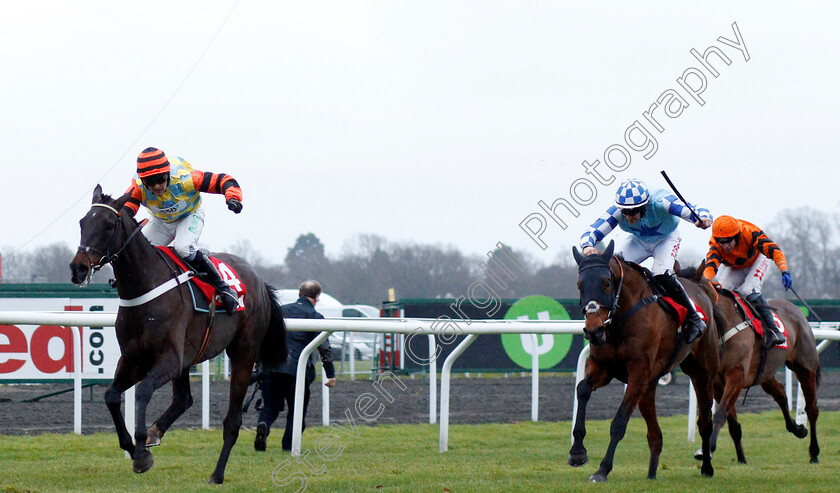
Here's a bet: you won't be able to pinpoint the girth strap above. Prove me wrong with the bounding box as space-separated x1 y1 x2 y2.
723 320 752 343
190 305 216 367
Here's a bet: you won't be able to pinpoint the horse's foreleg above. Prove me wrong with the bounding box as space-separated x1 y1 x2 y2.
726 407 746 464
711 368 745 464
104 357 141 456
131 353 182 474
637 384 662 480
692 373 715 478
590 375 645 483
568 377 594 468
208 358 253 485
147 369 194 447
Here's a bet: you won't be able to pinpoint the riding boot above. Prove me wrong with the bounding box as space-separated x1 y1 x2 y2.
184 251 239 314
655 273 706 344
746 292 786 349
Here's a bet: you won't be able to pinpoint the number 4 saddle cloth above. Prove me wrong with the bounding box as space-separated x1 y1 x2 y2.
157 246 247 313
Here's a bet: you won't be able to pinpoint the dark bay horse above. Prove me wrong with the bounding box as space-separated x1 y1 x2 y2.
570 241 719 481
69 185 286 484
701 281 820 464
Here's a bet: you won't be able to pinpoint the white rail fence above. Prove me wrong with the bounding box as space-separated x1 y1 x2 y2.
1 311 838 457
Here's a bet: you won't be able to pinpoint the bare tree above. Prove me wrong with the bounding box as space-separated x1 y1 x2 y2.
0 242 101 283
769 207 840 299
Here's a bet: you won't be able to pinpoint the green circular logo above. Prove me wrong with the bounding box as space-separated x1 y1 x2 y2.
501 295 573 369
798 306 809 319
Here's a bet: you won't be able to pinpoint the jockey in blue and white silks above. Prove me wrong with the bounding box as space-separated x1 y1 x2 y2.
579 178 713 343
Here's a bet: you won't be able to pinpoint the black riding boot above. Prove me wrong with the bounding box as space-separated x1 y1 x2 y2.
746 292 786 349
185 251 239 314
655 273 706 344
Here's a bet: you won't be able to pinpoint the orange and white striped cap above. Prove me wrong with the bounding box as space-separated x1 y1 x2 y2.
136 147 170 178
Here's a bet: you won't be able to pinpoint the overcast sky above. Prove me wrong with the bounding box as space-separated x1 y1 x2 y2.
2 1 838 269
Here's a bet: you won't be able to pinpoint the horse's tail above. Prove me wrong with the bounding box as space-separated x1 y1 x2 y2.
259 284 287 371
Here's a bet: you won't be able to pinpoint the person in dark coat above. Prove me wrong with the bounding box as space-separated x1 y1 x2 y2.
254 280 336 451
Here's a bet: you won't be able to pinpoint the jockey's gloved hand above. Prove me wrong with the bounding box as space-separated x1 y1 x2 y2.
226 198 243 214
781 271 793 291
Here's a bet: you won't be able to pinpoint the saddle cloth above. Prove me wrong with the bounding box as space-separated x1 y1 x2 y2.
157 247 247 312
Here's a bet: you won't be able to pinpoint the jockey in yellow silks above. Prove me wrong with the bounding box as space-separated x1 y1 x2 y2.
124 147 243 314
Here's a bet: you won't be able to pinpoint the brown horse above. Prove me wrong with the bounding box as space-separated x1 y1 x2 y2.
570 241 719 481
69 185 286 484
700 279 821 464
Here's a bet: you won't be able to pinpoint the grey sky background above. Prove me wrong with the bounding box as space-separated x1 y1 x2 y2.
2 1 838 268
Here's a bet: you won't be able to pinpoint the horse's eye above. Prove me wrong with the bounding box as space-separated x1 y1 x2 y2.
576 281 582 291
104 222 115 231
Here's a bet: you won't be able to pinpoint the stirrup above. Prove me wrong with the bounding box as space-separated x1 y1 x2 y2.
684 318 706 344
217 288 239 314
763 330 785 349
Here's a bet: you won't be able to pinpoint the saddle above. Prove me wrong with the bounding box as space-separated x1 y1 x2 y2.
716 288 764 337
157 247 247 313
621 260 689 326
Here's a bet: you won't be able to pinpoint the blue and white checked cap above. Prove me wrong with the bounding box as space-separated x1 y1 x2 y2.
615 178 650 209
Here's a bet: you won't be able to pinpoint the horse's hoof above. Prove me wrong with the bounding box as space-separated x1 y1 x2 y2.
146 425 162 447
589 472 608 483
694 448 713 461
810 456 820 464
132 449 154 474
208 475 224 485
568 452 588 467
792 425 808 439
701 464 714 478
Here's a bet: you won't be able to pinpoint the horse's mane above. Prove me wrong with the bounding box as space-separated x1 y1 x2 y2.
95 190 136 220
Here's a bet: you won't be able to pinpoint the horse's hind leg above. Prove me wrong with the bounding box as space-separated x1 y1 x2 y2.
760 377 807 439
104 357 142 456
790 363 820 463
147 369 194 447
208 355 254 485
637 384 662 479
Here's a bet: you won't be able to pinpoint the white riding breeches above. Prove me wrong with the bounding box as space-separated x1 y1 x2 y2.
141 207 205 260
716 253 770 295
615 230 682 276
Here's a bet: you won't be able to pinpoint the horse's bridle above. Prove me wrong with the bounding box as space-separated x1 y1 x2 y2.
76 203 144 285
579 257 625 328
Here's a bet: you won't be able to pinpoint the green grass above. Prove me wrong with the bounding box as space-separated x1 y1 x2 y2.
1 410 838 492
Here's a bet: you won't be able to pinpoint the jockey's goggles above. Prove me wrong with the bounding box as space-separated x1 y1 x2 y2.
141 174 169 188
620 205 645 217
715 235 739 245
